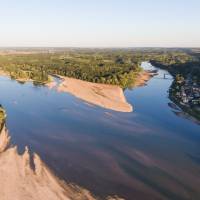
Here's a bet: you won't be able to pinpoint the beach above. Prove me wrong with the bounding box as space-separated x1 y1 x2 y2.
133 71 156 88
0 68 154 114
0 125 97 200
47 70 154 113
56 76 133 112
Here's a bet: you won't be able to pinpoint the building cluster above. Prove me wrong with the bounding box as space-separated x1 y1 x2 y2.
173 78 200 106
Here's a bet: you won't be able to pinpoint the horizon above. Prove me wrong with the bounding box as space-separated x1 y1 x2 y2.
0 46 200 49
1 0 200 47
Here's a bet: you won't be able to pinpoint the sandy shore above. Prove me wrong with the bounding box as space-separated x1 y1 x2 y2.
49 71 154 112
133 71 155 88
0 70 32 82
46 80 57 89
0 125 124 200
56 76 133 112
0 125 97 200
0 70 9 77
0 68 153 113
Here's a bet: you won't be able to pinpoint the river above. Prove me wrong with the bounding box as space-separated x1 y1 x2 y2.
0 62 200 200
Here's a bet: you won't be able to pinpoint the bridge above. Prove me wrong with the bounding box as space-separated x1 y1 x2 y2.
154 73 173 80
163 73 171 79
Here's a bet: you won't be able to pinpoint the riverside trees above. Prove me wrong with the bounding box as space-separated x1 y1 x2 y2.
0 48 196 88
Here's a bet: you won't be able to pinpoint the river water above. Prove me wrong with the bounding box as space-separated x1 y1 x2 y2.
0 62 200 200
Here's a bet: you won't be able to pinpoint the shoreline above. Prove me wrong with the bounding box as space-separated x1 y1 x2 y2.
133 70 157 88
56 76 133 112
0 124 124 200
169 94 200 125
0 68 154 113
46 70 154 112
0 125 97 200
0 70 52 84
0 105 123 200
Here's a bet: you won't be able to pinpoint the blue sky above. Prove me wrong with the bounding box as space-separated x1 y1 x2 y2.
0 0 200 47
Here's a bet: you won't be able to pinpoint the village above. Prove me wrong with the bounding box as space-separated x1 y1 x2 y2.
171 76 200 110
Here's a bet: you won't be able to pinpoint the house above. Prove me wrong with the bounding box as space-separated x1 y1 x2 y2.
182 96 189 104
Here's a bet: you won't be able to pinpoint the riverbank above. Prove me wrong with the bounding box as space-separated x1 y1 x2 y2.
133 70 156 88
56 76 133 112
0 103 124 200
0 106 94 200
0 125 98 200
150 60 200 123
0 70 9 77
0 69 53 85
0 68 154 113
169 92 200 124
46 70 155 113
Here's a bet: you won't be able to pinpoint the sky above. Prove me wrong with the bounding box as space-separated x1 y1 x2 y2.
0 0 200 47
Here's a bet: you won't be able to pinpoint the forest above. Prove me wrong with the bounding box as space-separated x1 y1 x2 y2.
0 48 196 88
150 49 200 83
